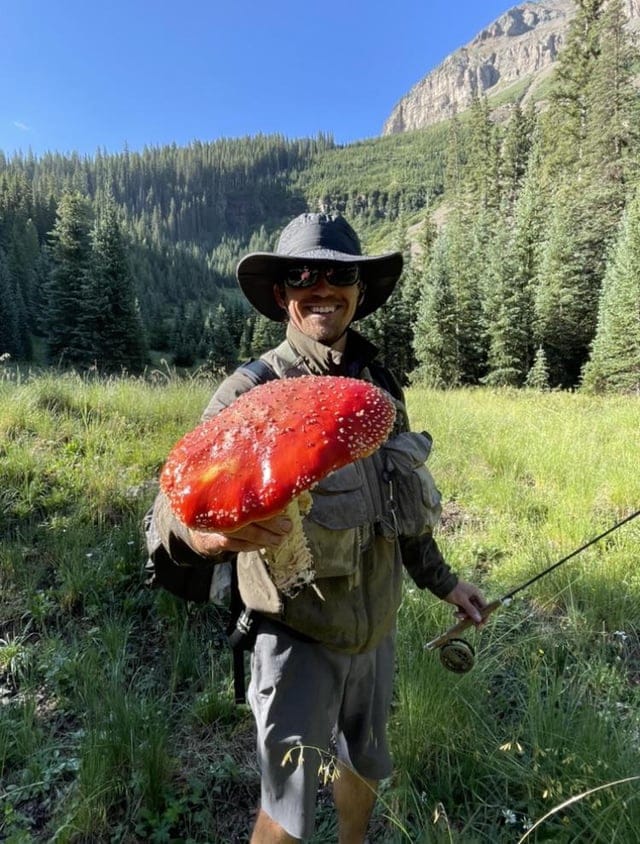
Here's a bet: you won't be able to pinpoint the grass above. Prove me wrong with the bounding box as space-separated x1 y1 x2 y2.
0 368 639 842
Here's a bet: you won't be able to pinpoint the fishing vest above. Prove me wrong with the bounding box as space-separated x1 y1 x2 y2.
230 335 442 654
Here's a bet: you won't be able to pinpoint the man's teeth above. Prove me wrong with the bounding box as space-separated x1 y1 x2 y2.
309 305 337 314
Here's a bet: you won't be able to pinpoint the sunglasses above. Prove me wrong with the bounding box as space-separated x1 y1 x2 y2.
284 264 360 289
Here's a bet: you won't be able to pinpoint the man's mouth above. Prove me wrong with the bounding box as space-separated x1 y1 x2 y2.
306 304 339 315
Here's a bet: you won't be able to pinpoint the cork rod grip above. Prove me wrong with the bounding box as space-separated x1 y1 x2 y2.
425 599 502 650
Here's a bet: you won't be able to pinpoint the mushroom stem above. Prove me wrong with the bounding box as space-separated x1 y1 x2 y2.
260 490 319 598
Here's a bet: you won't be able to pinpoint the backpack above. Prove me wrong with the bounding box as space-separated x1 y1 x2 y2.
144 357 405 701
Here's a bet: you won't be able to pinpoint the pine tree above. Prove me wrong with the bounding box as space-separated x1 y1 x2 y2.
7 218 40 357
171 303 202 367
0 249 20 357
583 0 639 190
239 313 256 360
85 198 148 372
525 346 551 391
200 303 237 372
360 217 416 381
582 186 640 393
4 225 32 360
481 224 531 386
499 101 536 211
411 231 461 387
45 191 93 366
534 184 600 386
538 0 606 182
464 95 500 213
250 314 285 356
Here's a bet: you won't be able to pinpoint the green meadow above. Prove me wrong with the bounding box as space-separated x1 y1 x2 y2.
1 369 639 843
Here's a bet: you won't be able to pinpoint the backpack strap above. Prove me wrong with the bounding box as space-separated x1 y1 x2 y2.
239 358 279 385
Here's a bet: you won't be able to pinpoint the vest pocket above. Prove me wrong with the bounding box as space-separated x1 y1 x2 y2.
305 463 367 579
378 432 442 538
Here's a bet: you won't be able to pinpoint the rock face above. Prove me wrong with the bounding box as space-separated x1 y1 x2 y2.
383 0 640 135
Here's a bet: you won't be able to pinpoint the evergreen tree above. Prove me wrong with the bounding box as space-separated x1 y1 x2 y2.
481 223 531 386
85 198 148 372
199 303 238 372
360 217 416 381
538 0 605 182
499 101 536 211
250 314 285 356
7 218 40 356
4 225 32 360
0 249 20 357
464 96 500 213
45 191 93 366
411 231 461 386
534 184 600 386
582 186 640 392
525 346 551 391
171 303 202 367
583 0 639 190
239 313 256 360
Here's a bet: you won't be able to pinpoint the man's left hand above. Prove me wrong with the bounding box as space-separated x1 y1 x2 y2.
443 581 487 626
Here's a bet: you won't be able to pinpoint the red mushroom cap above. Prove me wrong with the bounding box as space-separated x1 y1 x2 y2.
160 375 396 531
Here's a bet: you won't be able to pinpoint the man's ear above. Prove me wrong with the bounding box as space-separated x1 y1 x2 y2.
274 283 288 311
358 282 367 305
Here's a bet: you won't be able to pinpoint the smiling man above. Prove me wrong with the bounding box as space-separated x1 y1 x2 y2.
149 213 485 842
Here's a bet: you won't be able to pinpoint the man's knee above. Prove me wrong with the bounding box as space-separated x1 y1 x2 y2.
251 807 301 843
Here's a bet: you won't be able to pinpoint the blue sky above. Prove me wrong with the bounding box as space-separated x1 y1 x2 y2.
2 0 516 158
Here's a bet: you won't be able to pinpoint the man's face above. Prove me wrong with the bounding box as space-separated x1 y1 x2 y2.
274 264 363 348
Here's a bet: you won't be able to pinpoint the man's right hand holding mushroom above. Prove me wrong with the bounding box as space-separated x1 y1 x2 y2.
188 515 293 557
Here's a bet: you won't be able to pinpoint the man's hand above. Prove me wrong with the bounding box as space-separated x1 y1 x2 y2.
188 515 292 557
443 580 487 626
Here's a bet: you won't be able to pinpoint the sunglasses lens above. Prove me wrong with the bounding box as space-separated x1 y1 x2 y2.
286 267 318 288
285 265 360 288
325 265 360 286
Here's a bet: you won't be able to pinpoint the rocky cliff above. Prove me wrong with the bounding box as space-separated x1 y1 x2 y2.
383 0 640 135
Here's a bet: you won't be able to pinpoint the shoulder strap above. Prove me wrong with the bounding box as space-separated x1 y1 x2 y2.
239 358 279 384
242 354 404 401
367 360 404 401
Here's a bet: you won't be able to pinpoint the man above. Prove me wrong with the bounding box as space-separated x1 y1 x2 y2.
151 213 485 843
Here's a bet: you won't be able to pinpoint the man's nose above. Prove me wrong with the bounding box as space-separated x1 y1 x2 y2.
310 273 333 292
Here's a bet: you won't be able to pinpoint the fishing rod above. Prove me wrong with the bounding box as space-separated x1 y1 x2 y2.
425 508 640 673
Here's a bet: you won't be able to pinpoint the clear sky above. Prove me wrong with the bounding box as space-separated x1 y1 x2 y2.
2 0 517 158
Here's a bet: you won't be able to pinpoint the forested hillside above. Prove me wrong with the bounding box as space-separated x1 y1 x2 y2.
1 0 638 391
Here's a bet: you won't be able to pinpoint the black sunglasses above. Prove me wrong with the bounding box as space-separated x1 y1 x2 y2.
284 264 360 289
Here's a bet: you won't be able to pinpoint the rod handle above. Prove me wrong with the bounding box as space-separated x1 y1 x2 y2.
425 599 502 650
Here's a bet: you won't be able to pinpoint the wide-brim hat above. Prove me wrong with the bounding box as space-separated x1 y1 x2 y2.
236 213 403 322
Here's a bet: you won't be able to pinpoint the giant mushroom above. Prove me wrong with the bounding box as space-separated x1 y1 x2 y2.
160 375 396 596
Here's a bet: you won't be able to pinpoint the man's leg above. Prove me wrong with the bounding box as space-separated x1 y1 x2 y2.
251 808 300 843
333 762 378 844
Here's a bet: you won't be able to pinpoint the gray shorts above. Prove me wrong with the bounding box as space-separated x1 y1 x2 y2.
248 619 395 841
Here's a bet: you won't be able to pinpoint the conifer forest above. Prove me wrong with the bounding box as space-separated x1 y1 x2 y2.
1 0 639 393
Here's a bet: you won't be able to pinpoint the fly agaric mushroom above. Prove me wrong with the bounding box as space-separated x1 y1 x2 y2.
160 375 396 597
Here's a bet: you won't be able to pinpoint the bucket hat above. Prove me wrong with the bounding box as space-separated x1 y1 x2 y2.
236 213 403 322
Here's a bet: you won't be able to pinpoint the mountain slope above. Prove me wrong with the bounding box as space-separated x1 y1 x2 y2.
382 0 640 135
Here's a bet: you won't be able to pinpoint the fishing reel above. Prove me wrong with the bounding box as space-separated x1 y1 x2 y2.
438 638 476 673
425 598 502 673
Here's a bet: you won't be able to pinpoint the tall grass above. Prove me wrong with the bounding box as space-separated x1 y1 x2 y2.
392 388 640 842
0 373 638 842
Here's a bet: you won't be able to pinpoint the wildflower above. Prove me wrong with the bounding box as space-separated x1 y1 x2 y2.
502 808 518 825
